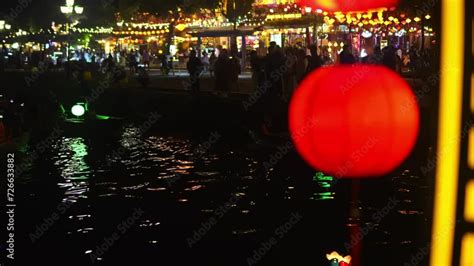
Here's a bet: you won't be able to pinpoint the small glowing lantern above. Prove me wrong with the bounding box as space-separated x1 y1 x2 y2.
289 65 419 178
71 103 86 117
326 251 352 266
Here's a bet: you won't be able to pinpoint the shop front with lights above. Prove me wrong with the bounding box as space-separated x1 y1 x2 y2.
253 1 435 57
113 22 170 56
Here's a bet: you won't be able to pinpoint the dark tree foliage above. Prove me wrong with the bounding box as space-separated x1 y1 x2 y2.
221 0 254 28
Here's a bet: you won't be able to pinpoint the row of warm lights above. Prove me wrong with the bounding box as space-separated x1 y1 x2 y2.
261 7 431 26
185 19 234 28
71 27 113 34
323 15 431 26
118 22 169 30
242 22 265 27
175 36 199 42
257 21 434 34
266 13 303 21
113 30 169 35
261 27 310 34
119 39 145 44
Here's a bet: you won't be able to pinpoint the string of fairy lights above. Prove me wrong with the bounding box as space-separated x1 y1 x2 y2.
0 2 434 48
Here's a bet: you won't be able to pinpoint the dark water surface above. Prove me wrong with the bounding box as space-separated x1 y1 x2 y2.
9 116 432 266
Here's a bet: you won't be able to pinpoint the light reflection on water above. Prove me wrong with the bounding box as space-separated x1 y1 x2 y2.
52 137 91 204
18 123 430 265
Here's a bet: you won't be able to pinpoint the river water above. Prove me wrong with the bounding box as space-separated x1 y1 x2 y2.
11 116 431 266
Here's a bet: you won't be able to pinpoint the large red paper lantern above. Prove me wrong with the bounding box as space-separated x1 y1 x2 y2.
289 65 419 178
297 0 399 12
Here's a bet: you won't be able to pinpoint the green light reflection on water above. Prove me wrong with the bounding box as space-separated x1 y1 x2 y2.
60 137 90 180
311 172 336 200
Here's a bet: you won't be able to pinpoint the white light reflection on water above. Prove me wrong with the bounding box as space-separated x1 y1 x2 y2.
52 137 92 202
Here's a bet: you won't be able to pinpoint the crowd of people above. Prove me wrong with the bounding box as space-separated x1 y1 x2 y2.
185 48 241 95
184 41 434 99
0 45 158 73
1 41 434 94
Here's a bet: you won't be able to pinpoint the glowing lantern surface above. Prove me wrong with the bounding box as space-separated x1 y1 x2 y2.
296 0 399 12
289 65 419 177
71 104 86 117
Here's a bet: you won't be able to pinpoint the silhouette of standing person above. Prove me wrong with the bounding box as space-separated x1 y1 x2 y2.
339 44 356 65
187 50 203 93
214 49 231 96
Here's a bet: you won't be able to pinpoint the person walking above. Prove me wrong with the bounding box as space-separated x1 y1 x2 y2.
284 47 297 100
186 50 203 93
265 45 286 98
214 49 231 96
209 50 217 77
295 48 308 83
201 51 210 74
128 49 138 74
142 50 151 70
339 44 356 65
250 50 265 92
382 46 398 71
306 45 322 74
229 51 241 93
